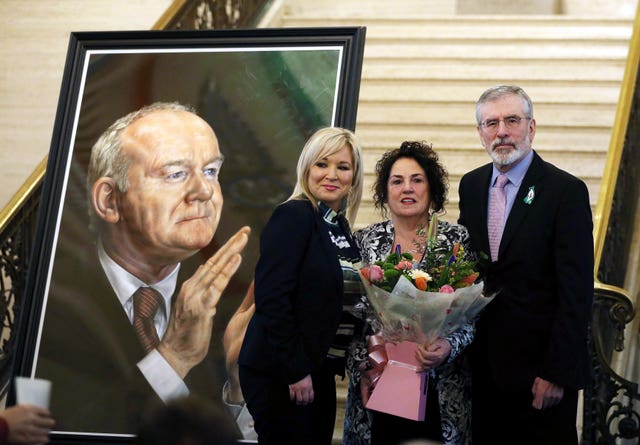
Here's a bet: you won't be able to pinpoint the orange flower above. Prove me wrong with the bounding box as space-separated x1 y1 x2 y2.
414 276 428 291
458 271 479 286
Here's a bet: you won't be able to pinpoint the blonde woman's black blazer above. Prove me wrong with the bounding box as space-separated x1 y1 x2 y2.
239 199 345 384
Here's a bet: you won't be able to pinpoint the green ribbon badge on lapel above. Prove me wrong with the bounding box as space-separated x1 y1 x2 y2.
524 186 535 205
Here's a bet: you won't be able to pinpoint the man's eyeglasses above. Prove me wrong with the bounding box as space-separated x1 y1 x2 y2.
479 116 530 133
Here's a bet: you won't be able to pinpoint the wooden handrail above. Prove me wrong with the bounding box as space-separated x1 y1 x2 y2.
0 157 47 234
593 5 640 273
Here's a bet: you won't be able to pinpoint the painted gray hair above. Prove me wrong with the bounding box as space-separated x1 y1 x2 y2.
87 102 195 192
86 102 195 230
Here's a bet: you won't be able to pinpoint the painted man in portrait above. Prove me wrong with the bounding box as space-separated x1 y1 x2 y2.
35 102 250 434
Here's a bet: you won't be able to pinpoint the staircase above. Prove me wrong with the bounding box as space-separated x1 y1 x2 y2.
269 0 633 229
264 1 634 442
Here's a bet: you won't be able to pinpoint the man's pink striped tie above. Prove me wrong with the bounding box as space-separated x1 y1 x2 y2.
132 287 163 353
488 174 509 262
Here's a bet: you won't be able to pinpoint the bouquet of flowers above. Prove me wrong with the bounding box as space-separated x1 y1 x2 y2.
360 219 491 344
358 216 494 420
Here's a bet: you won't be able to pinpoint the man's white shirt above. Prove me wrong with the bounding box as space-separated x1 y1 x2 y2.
97 242 188 401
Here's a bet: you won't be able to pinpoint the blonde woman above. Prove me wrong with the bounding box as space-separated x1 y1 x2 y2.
239 127 364 445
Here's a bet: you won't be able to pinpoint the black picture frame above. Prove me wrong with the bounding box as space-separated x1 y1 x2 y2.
11 27 365 443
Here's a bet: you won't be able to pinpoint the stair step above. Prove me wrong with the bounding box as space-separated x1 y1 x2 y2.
285 18 633 41
362 41 628 60
354 125 612 153
359 82 623 104
282 9 633 23
283 0 456 17
362 60 626 82
356 102 617 128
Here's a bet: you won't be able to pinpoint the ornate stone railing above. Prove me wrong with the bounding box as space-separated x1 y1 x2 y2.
155 0 272 29
0 159 46 396
583 284 639 444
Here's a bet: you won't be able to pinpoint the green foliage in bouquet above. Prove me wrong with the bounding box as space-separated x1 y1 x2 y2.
361 215 480 293
369 251 417 292
420 241 479 292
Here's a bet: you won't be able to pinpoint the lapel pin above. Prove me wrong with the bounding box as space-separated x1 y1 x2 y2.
524 186 535 205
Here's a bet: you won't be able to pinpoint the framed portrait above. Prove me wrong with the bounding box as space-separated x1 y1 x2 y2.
12 27 365 443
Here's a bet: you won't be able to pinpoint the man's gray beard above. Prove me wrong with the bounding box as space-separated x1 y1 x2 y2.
489 145 526 167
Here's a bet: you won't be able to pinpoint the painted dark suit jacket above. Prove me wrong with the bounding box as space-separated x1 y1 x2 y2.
458 150 593 392
239 199 344 384
35 247 226 434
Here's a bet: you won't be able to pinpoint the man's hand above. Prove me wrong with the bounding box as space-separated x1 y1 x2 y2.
531 377 564 410
158 226 250 378
223 281 255 404
2 404 55 444
415 338 452 371
289 375 314 405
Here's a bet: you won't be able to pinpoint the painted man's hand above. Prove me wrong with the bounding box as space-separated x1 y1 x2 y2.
223 280 255 404
158 226 250 378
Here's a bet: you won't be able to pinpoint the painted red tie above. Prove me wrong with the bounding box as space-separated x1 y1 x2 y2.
488 174 509 262
132 287 163 353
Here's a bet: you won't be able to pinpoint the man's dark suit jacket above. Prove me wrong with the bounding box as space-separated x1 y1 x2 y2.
458 150 593 393
35 246 226 434
239 199 344 384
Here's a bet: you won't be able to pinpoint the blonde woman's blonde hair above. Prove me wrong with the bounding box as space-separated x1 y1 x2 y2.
287 127 363 224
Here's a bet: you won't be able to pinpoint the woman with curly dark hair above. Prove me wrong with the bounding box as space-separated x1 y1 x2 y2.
344 141 474 445
372 141 449 219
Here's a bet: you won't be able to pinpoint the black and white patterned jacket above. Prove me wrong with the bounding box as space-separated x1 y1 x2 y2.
343 219 474 445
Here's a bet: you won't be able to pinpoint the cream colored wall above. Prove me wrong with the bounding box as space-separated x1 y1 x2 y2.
458 0 636 14
0 0 173 210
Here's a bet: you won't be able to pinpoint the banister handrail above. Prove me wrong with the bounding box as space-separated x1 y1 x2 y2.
592 5 640 273
0 157 47 234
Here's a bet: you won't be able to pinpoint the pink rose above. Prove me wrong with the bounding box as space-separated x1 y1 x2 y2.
439 284 455 294
369 264 384 282
394 260 413 271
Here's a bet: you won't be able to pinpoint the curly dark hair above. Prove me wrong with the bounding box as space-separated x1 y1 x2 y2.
373 141 448 216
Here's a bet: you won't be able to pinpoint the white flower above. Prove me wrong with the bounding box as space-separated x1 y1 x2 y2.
409 269 432 282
